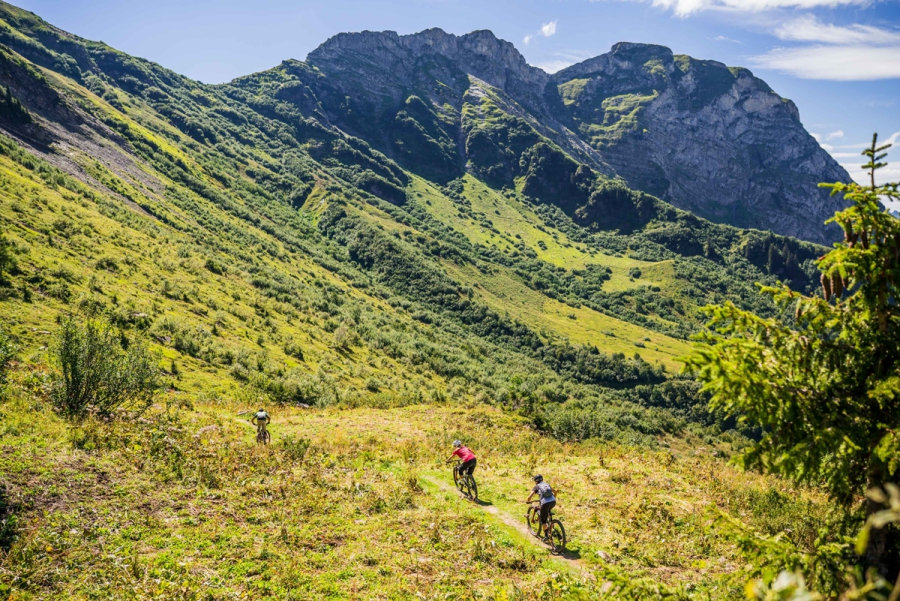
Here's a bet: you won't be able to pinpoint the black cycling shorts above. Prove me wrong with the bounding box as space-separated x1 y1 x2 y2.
540 500 556 524
459 458 476 476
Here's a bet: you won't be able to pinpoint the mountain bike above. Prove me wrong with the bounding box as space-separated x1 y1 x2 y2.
451 459 478 501
526 501 566 553
256 424 271 445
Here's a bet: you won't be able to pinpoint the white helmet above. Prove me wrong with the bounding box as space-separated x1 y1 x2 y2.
452 440 462 448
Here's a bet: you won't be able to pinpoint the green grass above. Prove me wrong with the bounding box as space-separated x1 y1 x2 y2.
579 92 659 146
0 12 842 597
558 78 591 107
0 379 834 599
444 261 689 370
413 174 668 291
0 145 435 400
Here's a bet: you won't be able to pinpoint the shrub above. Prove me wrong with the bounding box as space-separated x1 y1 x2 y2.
0 235 14 279
51 315 162 419
204 258 226 275
284 338 304 360
95 257 119 272
278 434 311 461
0 327 15 386
333 324 352 349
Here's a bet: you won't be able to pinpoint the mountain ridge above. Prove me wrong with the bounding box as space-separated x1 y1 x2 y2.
0 5 871 598
301 27 849 243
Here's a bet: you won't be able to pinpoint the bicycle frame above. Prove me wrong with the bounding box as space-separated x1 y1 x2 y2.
452 459 477 500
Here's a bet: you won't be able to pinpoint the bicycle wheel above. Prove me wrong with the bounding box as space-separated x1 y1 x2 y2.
453 466 463 492
465 474 478 501
263 430 271 445
548 519 566 553
526 507 541 537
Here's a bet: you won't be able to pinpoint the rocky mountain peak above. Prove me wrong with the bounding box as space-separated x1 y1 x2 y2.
303 31 847 243
307 28 548 98
554 42 674 82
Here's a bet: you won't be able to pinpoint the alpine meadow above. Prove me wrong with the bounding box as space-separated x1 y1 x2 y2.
0 1 898 599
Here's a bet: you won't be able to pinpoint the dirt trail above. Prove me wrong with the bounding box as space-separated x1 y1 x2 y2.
421 474 593 577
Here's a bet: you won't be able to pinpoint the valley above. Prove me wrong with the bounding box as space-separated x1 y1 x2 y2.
0 1 889 598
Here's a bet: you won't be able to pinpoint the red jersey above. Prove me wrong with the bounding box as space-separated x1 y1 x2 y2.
452 446 476 462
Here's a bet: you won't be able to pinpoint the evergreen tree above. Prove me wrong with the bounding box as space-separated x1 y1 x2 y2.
767 244 780 274
684 134 900 571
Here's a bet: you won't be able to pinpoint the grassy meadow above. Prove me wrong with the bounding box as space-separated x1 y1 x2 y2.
0 371 835 600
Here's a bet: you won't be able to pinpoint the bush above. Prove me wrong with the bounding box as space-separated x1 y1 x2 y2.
283 338 304 361
204 258 226 275
51 315 162 419
0 327 15 386
0 235 13 279
278 434 311 461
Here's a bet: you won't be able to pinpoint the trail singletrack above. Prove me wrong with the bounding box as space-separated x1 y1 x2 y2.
421 474 594 578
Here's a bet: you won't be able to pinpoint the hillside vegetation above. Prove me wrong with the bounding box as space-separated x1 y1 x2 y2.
0 1 824 431
0 2 882 599
1 379 837 599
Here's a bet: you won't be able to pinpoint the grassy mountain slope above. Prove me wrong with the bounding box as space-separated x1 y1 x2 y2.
0 4 852 597
0 0 825 409
1 384 833 599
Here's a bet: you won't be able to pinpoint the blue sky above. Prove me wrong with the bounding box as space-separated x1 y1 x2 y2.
11 0 900 183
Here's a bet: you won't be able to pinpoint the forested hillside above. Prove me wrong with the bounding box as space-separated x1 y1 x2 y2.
0 1 826 417
0 2 888 599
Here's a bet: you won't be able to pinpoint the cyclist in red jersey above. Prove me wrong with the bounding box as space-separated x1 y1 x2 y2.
447 440 476 478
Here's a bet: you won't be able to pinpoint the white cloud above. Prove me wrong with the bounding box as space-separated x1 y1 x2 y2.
827 130 844 140
748 16 900 81
535 59 576 73
714 35 743 43
524 20 558 44
647 0 868 18
775 15 900 45
818 131 900 185
531 50 593 73
750 45 900 80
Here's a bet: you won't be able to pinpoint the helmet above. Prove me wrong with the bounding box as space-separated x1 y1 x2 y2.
532 474 543 483
452 440 462 448
258 408 265 412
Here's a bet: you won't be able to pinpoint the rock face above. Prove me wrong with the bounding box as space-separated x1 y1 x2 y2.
553 42 848 243
300 31 850 243
0 6 849 244
307 29 551 110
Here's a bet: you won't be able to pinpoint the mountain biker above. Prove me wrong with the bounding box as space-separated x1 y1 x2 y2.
526 474 556 538
252 408 270 438
447 440 476 479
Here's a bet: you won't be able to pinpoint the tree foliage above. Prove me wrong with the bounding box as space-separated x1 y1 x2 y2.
51 315 162 419
684 134 900 570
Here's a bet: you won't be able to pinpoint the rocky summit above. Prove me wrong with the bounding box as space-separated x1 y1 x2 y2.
301 29 849 243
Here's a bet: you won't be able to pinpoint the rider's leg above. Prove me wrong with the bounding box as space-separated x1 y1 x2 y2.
540 501 555 536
